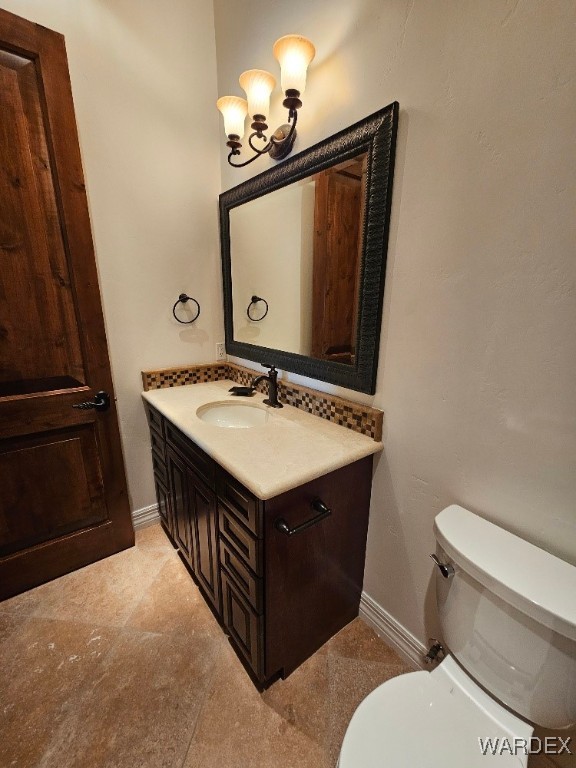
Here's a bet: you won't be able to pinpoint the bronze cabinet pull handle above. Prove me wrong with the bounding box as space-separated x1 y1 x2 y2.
274 498 331 537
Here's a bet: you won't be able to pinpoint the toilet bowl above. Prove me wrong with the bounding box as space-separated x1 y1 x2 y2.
338 505 576 767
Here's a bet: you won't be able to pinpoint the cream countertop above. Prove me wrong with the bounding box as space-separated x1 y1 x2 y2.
142 380 383 500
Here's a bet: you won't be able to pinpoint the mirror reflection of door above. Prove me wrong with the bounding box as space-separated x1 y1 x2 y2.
310 154 366 365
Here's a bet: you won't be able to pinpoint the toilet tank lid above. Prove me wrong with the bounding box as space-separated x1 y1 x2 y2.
434 505 576 642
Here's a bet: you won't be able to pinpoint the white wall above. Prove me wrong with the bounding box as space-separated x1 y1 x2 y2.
214 0 576 646
2 0 223 513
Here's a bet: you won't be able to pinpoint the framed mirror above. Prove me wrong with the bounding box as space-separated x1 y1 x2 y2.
219 102 398 394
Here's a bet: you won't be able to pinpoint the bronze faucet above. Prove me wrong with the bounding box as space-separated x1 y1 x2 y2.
251 364 283 408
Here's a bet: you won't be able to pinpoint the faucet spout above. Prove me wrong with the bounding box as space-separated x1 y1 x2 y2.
251 365 283 408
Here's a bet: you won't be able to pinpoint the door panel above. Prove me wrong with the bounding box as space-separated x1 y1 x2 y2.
0 428 107 558
0 9 133 600
0 50 84 386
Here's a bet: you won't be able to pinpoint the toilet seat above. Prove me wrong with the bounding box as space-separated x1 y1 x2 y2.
338 656 533 768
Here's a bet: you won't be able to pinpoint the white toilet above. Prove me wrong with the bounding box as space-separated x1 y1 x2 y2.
339 505 576 767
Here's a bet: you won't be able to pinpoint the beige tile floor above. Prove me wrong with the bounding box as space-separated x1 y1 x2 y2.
0 524 411 768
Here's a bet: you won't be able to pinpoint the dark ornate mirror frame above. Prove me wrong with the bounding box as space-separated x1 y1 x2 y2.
219 102 399 394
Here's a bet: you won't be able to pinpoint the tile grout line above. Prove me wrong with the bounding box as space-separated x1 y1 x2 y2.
130 526 222 768
175 655 221 768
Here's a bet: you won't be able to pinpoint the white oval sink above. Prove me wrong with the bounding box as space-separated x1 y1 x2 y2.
196 401 272 428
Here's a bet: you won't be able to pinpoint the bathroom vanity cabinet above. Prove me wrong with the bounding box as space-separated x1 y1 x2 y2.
146 403 373 685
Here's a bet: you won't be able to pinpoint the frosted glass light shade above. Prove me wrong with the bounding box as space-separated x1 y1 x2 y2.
216 96 247 138
239 69 276 119
273 35 315 95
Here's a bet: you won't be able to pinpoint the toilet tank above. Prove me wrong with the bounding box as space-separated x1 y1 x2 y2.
434 505 576 730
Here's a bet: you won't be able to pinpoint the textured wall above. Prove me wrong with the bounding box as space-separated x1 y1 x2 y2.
2 0 223 513
214 0 576 645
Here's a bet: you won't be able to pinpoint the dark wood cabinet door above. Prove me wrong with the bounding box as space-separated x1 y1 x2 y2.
265 456 373 678
0 10 133 600
167 448 193 568
221 570 263 679
154 477 171 533
188 469 221 615
219 537 262 614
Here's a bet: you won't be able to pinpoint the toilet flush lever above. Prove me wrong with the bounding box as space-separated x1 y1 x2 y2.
430 554 455 578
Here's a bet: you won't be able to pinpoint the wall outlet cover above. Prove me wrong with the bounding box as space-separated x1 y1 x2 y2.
216 342 226 361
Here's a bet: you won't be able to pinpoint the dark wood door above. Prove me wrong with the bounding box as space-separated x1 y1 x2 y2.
187 468 220 614
0 9 134 599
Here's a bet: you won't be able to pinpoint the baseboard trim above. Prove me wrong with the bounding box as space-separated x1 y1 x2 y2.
132 503 160 530
359 591 427 670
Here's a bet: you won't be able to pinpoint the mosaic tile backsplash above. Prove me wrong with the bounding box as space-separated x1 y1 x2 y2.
142 362 383 441
141 364 225 390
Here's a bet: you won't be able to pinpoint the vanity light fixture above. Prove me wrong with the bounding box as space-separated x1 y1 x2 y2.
216 34 315 168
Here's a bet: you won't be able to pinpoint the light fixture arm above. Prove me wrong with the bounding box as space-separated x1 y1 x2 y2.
227 140 267 168
247 133 274 155
227 107 299 168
